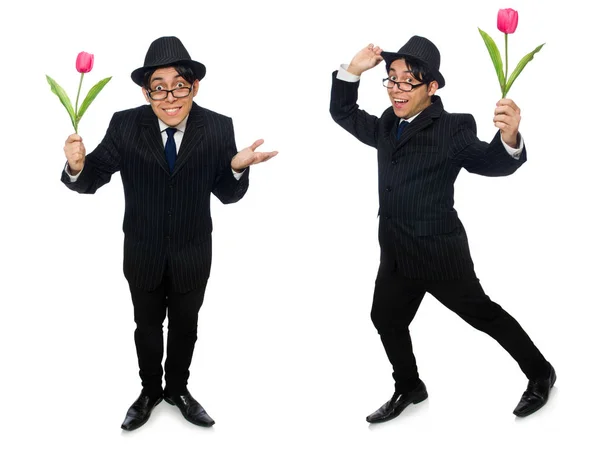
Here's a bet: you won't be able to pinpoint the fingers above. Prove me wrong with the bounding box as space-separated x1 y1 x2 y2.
495 99 520 118
494 98 521 125
493 99 520 147
65 133 82 144
248 139 265 152
254 151 279 163
496 98 520 113
366 43 384 62
64 134 86 170
367 43 383 55
231 142 277 171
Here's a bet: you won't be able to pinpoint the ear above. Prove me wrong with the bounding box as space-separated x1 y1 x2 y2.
142 86 150 103
427 80 439 97
192 79 200 98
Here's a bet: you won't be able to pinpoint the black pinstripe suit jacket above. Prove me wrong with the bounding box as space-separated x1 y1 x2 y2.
61 102 249 292
330 72 526 280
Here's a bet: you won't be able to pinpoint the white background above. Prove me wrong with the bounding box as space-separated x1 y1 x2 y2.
1 0 598 448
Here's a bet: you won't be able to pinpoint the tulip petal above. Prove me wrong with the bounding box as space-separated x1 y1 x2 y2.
46 75 76 130
76 77 112 123
478 28 506 96
504 43 545 97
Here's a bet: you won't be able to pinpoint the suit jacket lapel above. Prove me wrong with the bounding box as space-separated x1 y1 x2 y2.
172 103 205 177
140 106 171 175
390 96 444 152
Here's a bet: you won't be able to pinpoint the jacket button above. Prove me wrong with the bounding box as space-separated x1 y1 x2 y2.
385 186 392 192
391 159 397 165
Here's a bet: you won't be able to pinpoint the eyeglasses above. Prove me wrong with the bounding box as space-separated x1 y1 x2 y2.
146 86 193 101
382 78 426 92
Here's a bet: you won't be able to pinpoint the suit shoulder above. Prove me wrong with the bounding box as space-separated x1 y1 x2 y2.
195 104 232 123
443 111 476 131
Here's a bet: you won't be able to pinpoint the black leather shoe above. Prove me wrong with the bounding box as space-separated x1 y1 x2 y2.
121 392 163 431
366 381 428 423
513 364 556 417
164 389 215 427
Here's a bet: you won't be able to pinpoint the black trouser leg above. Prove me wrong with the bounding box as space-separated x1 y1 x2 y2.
371 266 427 393
164 281 207 394
427 278 549 380
129 282 167 397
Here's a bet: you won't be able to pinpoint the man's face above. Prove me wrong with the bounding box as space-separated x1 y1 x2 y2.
387 59 438 119
143 67 199 126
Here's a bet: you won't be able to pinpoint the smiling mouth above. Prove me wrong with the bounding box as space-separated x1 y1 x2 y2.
163 107 181 116
393 98 408 107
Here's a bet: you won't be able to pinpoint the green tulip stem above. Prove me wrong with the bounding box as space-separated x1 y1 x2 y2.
74 73 85 133
503 33 508 98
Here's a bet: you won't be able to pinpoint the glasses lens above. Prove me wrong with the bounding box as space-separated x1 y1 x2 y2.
150 90 167 100
173 87 191 98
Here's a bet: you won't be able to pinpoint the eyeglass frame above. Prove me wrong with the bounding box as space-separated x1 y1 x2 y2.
146 85 194 101
382 77 427 92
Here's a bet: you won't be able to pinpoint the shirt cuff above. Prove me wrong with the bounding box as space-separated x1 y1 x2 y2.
65 162 82 182
500 134 524 160
336 64 360 82
232 168 244 180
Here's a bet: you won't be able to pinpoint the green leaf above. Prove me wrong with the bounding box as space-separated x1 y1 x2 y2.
46 75 76 130
478 28 506 96
504 43 545 97
76 76 112 122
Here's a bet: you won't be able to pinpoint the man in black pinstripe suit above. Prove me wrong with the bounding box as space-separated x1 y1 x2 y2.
330 36 554 422
61 36 277 430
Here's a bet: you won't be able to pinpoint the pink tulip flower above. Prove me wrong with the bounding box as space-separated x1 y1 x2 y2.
497 8 519 34
76 52 94 73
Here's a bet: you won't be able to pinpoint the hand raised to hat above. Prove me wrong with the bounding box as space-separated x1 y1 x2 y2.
231 139 278 173
493 98 521 148
347 44 384 76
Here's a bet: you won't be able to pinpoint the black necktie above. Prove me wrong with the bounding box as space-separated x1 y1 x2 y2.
165 127 177 172
396 120 409 140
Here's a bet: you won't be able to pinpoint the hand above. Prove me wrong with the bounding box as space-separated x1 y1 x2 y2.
231 139 278 172
347 44 384 76
493 99 521 148
64 134 86 175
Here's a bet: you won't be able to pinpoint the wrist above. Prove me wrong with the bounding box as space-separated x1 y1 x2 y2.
346 64 364 77
68 165 82 176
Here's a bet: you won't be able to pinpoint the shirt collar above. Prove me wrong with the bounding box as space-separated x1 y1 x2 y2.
402 110 422 124
158 115 188 134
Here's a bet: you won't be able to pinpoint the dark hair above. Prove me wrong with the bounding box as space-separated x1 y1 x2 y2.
142 63 197 89
386 56 435 85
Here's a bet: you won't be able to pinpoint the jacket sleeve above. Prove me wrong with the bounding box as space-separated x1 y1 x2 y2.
329 71 379 148
211 117 249 204
450 114 527 177
60 113 122 193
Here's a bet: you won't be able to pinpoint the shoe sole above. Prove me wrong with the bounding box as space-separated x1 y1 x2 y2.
367 390 429 424
513 369 557 418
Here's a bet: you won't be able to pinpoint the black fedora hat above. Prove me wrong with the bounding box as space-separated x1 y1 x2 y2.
131 36 206 86
381 36 445 89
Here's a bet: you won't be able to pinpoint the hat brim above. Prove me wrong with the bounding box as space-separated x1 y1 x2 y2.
381 51 445 89
131 60 206 86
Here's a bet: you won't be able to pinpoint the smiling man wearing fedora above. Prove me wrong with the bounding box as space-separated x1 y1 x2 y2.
329 36 555 422
62 36 277 430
